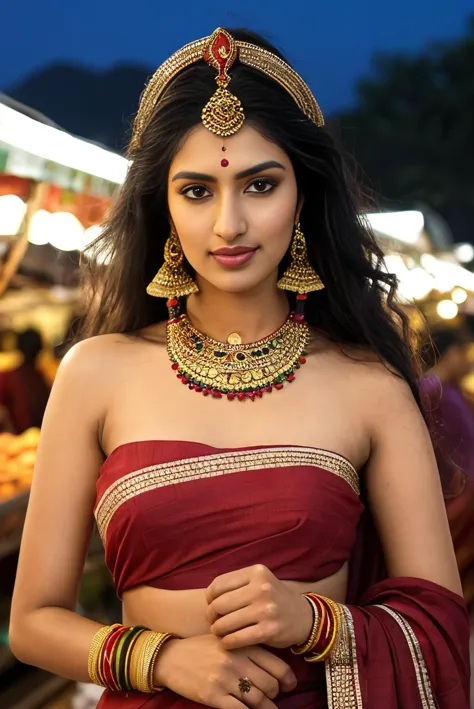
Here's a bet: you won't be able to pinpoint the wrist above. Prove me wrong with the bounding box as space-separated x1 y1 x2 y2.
152 637 181 689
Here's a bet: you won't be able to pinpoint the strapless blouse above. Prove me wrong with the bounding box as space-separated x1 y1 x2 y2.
94 441 364 599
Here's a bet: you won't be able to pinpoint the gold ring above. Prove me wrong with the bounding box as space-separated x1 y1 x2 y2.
238 677 253 694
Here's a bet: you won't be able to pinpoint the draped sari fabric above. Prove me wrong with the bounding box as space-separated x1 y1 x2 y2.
94 440 470 708
421 375 474 606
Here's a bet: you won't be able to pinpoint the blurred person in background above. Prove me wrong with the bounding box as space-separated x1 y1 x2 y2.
9 26 469 709
423 327 474 608
0 328 51 433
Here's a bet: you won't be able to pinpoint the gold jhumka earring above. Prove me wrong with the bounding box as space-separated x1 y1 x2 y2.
277 223 325 321
146 228 198 300
278 223 324 295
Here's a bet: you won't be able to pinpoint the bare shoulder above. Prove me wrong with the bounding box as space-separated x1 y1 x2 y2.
309 332 418 420
60 327 165 378
335 351 424 449
338 348 418 417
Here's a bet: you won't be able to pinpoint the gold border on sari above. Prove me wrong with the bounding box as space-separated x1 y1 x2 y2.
95 446 359 541
376 605 436 709
325 604 363 709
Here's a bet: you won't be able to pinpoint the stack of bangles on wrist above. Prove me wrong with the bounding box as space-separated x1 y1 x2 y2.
88 624 176 693
291 594 340 662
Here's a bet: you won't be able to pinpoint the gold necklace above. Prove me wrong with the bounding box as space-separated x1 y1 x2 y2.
166 312 309 401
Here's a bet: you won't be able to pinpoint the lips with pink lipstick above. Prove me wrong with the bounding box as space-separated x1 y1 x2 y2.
210 245 258 268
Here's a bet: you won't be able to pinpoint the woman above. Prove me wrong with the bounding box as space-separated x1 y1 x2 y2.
0 328 50 433
423 327 474 607
9 27 469 709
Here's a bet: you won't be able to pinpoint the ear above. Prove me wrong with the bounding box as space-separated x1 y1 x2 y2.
295 194 305 224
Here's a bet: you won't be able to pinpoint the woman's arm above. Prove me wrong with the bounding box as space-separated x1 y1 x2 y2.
365 369 461 592
9 338 111 681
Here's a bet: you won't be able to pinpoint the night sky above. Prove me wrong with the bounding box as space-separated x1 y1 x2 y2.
1 0 472 113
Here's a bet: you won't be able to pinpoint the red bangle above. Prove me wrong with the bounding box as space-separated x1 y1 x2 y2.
305 596 339 662
101 625 127 690
305 594 329 653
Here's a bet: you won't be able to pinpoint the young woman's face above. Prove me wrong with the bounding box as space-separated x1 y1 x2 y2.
167 124 300 294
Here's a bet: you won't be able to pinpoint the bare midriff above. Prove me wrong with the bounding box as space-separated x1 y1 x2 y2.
122 569 348 638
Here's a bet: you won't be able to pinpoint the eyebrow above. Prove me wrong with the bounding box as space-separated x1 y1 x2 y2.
171 160 286 183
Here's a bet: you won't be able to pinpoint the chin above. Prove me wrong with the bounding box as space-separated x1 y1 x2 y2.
206 269 275 294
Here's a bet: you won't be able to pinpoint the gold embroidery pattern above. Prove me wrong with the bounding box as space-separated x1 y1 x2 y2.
376 605 436 709
95 447 359 541
326 605 363 709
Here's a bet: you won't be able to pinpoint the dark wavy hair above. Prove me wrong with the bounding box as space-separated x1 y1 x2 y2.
80 28 422 408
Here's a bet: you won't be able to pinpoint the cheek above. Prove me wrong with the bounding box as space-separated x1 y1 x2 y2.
168 197 207 258
256 200 295 251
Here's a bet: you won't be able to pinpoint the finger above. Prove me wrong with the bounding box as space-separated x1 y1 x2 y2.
207 567 256 604
220 626 265 650
244 663 280 700
220 694 277 709
207 585 255 625
221 695 251 709
229 682 277 709
247 647 297 692
212 606 257 637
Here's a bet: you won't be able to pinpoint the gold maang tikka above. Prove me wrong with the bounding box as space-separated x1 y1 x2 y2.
201 28 244 145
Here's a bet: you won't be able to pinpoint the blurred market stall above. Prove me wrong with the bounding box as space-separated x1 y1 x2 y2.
0 96 125 709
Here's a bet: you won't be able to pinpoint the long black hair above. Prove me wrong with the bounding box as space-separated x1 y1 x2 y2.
80 28 422 408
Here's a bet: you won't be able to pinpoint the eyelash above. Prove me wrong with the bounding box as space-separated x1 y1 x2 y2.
180 178 277 201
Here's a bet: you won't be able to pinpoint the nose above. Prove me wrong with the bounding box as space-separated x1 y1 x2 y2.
213 193 247 242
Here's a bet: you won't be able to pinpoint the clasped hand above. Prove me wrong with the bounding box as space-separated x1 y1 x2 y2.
206 565 313 650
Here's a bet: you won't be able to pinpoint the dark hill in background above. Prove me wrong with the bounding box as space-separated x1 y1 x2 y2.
6 63 152 151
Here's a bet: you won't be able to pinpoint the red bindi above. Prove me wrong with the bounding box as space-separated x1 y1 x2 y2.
221 158 229 167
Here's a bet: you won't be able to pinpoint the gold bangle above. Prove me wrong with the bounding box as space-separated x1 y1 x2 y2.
124 628 146 690
87 625 121 686
141 632 169 693
129 631 176 693
138 631 159 692
129 631 148 691
149 633 175 692
291 595 320 655
135 631 151 692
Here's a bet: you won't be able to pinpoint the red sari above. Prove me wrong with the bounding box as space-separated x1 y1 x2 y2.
93 440 470 708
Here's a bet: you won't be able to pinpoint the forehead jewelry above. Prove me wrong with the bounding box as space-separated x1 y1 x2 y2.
130 27 324 152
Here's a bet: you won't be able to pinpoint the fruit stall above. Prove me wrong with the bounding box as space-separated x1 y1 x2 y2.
0 96 126 709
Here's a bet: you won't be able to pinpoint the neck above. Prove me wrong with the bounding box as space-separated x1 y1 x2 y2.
185 280 290 344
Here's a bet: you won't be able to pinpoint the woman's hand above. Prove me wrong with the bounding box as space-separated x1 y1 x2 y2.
206 565 313 650
154 634 297 709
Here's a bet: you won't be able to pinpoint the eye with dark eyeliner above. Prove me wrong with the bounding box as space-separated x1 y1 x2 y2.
245 177 277 194
180 185 212 201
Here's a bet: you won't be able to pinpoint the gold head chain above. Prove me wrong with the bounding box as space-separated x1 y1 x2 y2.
130 27 324 148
